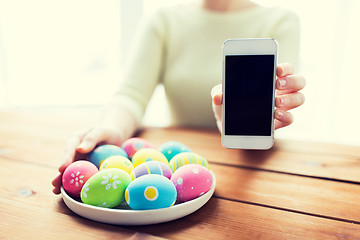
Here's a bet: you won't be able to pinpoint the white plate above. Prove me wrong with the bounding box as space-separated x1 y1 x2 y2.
61 171 216 225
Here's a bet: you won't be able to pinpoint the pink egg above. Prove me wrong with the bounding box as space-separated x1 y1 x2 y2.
121 137 154 159
171 164 213 202
62 160 98 198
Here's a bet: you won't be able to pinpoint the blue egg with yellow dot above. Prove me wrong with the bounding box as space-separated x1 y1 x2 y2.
125 174 177 210
88 144 128 168
159 141 191 161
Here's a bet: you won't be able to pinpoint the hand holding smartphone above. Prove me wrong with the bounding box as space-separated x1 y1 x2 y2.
221 39 278 150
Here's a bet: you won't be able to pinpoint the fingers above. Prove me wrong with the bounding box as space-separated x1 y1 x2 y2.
59 128 111 172
54 127 115 195
52 174 62 194
275 64 305 129
274 110 294 130
212 98 222 123
276 75 306 94
210 84 222 116
77 127 121 153
76 128 104 153
216 120 222 134
213 94 223 105
59 128 91 173
211 84 222 96
277 63 295 77
54 127 115 194
210 78 302 132
211 84 223 105
211 84 223 133
275 92 305 111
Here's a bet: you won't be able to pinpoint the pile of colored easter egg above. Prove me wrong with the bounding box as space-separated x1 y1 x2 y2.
62 138 214 211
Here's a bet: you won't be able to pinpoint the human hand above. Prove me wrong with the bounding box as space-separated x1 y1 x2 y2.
211 63 306 133
51 126 123 194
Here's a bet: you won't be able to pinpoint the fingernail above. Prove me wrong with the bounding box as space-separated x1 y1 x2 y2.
213 95 222 106
276 97 284 107
280 98 285 106
77 141 90 150
277 66 285 76
279 79 287 88
276 110 284 119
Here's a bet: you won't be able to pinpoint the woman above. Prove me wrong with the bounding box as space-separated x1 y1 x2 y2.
52 0 305 194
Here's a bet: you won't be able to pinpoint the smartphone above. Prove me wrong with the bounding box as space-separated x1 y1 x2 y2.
221 38 278 149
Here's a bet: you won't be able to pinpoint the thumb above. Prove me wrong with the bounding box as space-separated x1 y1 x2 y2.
76 128 106 153
211 84 223 133
76 141 95 153
211 84 223 120
211 84 222 101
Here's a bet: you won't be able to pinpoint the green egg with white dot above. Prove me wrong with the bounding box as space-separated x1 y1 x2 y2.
80 168 132 208
125 174 177 210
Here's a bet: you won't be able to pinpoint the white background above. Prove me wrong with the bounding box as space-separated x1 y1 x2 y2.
0 0 359 146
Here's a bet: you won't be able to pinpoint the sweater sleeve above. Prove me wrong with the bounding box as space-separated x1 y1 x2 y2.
270 9 301 71
112 10 167 125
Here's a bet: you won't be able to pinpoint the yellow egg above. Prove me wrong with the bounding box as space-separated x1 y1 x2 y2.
131 148 169 168
99 156 134 175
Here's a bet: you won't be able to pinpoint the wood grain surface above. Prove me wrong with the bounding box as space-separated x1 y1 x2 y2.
0 109 360 240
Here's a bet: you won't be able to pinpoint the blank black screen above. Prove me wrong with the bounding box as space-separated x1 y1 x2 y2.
224 55 275 136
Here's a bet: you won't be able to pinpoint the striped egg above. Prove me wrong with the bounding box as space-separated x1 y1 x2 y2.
169 152 209 172
130 161 172 180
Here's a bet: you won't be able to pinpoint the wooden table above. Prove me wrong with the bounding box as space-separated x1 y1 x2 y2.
1 108 360 239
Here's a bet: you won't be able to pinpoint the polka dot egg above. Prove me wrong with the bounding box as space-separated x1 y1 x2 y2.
125 174 177 210
130 161 172 180
80 168 132 208
99 155 134 175
169 152 209 172
159 141 191 161
62 160 98 198
88 144 128 168
131 148 169 168
121 137 154 159
171 164 213 202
